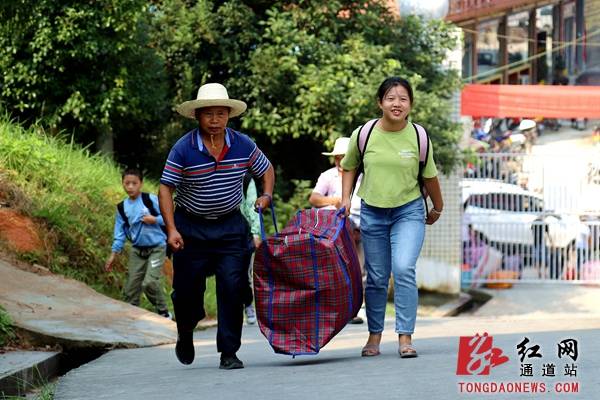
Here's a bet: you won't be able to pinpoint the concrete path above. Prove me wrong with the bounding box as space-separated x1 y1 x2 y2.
0 351 60 396
0 259 176 349
55 284 600 400
474 283 600 319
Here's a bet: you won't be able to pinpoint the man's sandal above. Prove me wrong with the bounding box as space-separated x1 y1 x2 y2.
399 344 418 358
361 343 381 357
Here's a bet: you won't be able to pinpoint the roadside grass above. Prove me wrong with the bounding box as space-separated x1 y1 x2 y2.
28 382 56 400
0 114 124 297
0 305 15 347
0 371 56 400
1 384 55 400
0 115 216 317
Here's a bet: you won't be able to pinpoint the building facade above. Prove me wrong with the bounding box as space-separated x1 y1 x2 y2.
446 0 599 85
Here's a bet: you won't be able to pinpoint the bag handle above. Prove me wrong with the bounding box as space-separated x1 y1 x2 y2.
309 207 348 240
332 207 348 241
258 200 279 241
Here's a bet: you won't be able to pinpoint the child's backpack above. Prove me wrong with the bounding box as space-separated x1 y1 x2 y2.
117 193 169 251
355 119 430 211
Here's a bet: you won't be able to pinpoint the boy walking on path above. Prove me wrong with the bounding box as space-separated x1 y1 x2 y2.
105 168 171 319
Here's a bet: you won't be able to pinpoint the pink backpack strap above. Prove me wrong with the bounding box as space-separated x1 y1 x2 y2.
357 119 378 155
413 122 429 163
412 122 430 210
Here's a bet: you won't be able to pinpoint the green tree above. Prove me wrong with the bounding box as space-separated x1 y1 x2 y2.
2 0 462 177
0 0 167 159
241 1 462 172
150 0 462 178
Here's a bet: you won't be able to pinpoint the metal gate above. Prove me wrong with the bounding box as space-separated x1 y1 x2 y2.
461 152 600 285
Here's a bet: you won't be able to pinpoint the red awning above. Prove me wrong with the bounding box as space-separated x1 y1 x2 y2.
461 84 600 118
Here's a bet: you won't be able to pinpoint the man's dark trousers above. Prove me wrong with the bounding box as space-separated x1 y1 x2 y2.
172 209 253 355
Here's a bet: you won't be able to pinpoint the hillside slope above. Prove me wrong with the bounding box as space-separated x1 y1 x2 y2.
0 116 128 297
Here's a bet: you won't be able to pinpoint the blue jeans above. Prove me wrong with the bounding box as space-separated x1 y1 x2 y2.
360 198 426 335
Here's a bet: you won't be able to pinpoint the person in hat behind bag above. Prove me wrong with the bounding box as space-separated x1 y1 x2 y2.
309 137 365 324
240 171 260 325
340 77 444 358
159 83 275 369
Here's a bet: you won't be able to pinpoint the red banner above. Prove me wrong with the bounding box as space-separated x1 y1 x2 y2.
461 84 600 118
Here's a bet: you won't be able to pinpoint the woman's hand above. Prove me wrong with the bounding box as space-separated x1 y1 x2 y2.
339 198 351 217
423 177 443 226
426 209 442 225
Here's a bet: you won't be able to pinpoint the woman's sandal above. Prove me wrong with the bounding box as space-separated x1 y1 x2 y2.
361 343 381 357
399 344 418 358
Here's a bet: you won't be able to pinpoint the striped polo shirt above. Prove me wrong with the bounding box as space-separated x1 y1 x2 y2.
160 128 271 217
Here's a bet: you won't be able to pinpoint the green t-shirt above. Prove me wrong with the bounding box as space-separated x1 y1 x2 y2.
340 122 438 208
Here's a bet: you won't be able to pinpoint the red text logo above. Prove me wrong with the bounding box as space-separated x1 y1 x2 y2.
456 332 509 375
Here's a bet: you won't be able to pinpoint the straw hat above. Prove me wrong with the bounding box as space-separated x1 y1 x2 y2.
175 83 247 119
322 137 350 156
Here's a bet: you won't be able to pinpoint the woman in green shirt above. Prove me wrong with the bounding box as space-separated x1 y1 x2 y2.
340 77 444 358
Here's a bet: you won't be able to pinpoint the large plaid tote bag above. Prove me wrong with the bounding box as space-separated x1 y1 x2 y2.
253 205 363 356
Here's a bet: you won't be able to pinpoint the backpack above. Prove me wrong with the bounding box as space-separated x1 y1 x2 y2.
117 193 169 253
355 119 430 212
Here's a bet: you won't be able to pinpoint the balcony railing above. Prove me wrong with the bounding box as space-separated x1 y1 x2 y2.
449 0 494 15
447 0 536 22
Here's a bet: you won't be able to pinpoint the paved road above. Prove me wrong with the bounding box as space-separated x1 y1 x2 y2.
55 285 600 400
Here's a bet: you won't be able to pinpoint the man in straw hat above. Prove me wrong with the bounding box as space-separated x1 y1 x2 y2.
309 137 365 324
159 83 275 369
